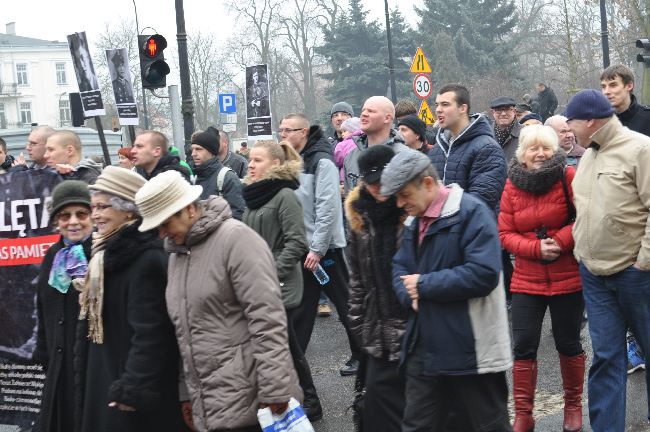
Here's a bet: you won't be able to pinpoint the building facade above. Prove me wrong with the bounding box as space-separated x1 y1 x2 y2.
0 22 76 129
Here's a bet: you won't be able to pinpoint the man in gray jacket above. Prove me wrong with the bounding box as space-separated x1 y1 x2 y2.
280 113 362 376
343 96 407 196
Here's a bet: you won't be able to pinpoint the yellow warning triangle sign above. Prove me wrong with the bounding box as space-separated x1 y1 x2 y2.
410 47 432 74
418 100 435 125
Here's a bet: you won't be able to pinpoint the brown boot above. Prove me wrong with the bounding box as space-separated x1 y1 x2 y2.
559 353 585 432
512 359 537 432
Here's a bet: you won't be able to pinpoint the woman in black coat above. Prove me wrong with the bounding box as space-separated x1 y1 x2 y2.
35 181 94 432
75 166 186 432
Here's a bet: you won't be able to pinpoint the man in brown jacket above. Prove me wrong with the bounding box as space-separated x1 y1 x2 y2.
135 170 302 432
566 89 650 431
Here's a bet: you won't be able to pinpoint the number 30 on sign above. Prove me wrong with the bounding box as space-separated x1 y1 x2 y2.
413 74 432 100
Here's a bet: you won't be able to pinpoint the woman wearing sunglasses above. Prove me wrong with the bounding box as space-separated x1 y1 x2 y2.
35 180 94 432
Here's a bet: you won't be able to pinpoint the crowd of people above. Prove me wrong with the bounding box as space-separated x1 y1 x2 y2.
2 63 650 432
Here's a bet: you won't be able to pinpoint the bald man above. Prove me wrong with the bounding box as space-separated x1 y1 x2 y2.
545 115 585 167
342 96 407 195
44 131 101 183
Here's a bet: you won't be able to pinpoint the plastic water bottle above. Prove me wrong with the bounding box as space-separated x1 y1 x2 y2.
312 264 330 285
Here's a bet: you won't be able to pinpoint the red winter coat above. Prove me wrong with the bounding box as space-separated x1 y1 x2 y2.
498 166 581 295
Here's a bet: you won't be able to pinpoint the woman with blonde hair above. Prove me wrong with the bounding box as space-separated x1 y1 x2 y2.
242 140 322 421
499 125 584 432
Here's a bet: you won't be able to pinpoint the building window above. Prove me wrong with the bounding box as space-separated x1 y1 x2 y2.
16 64 28 85
56 63 67 85
59 100 71 125
20 102 32 125
0 103 5 129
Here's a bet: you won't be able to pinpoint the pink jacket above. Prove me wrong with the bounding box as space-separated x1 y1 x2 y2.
334 129 363 182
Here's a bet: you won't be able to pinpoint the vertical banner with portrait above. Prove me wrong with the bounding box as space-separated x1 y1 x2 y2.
106 48 139 126
67 31 105 117
0 170 62 429
246 64 273 139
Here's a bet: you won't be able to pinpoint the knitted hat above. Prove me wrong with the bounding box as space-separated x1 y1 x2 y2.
117 147 135 161
380 149 432 196
191 127 220 156
135 170 203 232
397 114 427 141
564 89 614 121
341 117 361 133
358 145 395 184
50 180 91 222
330 101 354 118
89 166 146 203
490 97 516 109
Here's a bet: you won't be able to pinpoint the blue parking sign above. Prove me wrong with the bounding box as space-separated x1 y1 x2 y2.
218 93 237 113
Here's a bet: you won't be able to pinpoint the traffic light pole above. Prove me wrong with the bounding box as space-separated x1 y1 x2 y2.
142 88 149 129
175 0 194 160
384 0 397 104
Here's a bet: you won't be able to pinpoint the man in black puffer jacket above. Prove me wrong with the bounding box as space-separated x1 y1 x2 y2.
133 131 191 182
429 84 507 213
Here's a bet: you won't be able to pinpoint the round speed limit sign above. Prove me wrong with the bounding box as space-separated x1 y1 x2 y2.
413 74 433 100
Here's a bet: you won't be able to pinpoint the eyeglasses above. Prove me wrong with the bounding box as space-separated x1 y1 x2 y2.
278 128 304 134
492 107 514 114
57 210 91 222
90 203 113 212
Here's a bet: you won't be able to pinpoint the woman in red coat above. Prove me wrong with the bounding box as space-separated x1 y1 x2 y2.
499 124 584 432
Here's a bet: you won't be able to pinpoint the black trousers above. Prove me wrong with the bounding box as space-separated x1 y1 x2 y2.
402 349 511 432
292 248 360 359
363 356 405 432
501 249 513 301
286 308 318 400
511 291 584 360
211 425 261 432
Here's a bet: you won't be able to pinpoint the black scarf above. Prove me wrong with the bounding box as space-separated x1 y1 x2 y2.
243 178 299 210
508 152 567 195
494 119 516 148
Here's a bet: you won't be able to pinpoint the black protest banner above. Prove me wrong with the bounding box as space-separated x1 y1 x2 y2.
0 170 62 429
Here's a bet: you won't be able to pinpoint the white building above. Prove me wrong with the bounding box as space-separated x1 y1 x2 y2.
0 22 76 129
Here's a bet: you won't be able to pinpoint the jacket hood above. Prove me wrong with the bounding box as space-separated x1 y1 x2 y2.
437 113 495 148
303 126 333 160
103 219 163 272
75 157 102 173
244 160 301 185
166 196 232 252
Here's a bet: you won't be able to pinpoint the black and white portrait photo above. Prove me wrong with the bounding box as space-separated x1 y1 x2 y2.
107 48 135 104
246 64 270 119
67 31 105 116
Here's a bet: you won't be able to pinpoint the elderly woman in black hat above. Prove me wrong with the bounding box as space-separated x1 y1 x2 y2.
35 181 93 432
345 145 407 432
76 166 186 432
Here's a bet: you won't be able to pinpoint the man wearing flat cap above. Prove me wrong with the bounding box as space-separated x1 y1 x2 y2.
566 89 650 431
190 126 244 220
490 96 520 163
381 149 511 431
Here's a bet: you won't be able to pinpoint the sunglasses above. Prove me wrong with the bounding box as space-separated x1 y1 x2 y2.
57 210 91 223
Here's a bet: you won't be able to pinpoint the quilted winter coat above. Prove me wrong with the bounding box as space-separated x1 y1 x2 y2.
498 166 582 295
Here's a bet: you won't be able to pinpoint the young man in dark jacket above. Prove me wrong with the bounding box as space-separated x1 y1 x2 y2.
429 84 507 213
190 127 244 220
381 149 512 431
132 130 191 182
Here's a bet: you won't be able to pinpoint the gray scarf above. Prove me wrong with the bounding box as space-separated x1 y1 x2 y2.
508 152 567 195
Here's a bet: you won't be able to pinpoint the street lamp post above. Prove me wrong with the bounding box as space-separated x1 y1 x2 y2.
600 0 610 68
384 0 398 104
175 0 195 160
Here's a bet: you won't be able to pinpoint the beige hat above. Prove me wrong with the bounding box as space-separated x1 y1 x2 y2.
135 170 203 232
89 166 146 202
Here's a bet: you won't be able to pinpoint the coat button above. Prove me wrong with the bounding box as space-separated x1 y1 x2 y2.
58 317 65 325
56 346 63 353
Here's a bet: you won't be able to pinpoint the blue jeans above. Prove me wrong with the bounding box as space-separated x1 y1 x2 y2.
580 263 650 431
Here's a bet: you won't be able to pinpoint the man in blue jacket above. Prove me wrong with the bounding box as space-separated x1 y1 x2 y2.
381 149 512 432
429 84 507 213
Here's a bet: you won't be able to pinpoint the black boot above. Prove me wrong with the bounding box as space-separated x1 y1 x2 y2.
294 356 323 422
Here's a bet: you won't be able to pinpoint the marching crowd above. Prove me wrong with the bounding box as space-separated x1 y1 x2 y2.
2 62 650 432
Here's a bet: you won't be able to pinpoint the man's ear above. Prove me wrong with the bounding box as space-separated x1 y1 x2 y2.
153 146 162 158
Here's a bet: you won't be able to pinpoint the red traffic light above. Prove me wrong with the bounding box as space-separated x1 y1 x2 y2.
142 34 167 58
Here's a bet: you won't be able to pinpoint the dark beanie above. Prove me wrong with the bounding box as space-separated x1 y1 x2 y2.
330 101 354 118
398 114 427 142
358 145 395 184
50 180 91 222
564 89 614 121
191 127 220 156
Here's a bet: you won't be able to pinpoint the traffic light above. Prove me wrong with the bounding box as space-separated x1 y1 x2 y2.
138 34 170 89
637 39 650 67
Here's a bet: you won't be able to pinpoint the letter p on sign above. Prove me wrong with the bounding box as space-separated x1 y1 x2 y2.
219 93 237 114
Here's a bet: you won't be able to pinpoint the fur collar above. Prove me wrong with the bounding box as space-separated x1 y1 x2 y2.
345 184 406 233
244 160 301 185
103 219 163 273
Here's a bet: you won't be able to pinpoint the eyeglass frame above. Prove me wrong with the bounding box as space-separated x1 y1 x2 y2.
56 209 92 223
277 127 305 134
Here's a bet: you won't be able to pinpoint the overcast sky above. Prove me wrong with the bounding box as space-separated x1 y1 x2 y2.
2 0 417 48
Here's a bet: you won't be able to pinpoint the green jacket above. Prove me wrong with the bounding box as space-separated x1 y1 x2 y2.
243 161 308 309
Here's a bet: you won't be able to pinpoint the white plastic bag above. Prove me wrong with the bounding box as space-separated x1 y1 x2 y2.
257 397 315 432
